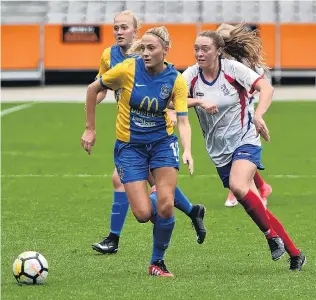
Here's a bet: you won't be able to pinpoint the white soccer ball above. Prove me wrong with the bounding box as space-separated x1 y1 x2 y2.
12 251 48 284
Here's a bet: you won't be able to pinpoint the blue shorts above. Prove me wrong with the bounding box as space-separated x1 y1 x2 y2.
114 135 180 184
216 144 264 189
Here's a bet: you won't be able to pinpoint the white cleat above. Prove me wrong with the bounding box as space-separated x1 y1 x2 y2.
225 199 238 207
225 191 238 207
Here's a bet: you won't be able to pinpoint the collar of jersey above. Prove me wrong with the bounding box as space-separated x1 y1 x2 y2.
199 57 222 86
113 44 128 61
139 59 172 80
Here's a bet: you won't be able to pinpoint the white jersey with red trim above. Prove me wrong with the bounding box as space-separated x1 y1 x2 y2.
182 58 263 167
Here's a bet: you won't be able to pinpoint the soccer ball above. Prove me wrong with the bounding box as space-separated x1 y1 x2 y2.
12 251 48 284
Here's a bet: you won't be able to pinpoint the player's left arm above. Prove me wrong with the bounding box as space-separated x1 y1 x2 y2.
233 61 274 142
233 61 274 114
252 79 274 142
172 74 194 174
253 79 274 117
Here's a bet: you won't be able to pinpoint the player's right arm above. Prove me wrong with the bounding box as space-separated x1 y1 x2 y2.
81 60 129 155
171 66 218 114
95 48 111 104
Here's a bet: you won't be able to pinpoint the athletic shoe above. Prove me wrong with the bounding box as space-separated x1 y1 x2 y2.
190 204 207 244
267 236 285 261
225 190 238 207
289 251 306 271
259 183 272 206
92 235 119 254
149 260 174 277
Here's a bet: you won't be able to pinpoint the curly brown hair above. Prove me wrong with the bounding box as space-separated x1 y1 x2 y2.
199 23 269 73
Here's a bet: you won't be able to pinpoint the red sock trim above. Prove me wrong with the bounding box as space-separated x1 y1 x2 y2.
254 171 265 189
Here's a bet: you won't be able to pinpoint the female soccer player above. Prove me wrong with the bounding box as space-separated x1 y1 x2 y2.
82 26 194 276
216 23 272 208
181 24 305 271
92 11 206 255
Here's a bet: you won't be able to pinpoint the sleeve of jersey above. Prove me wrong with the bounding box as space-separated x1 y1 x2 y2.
100 61 127 91
95 48 110 80
172 74 189 116
181 68 193 97
233 61 263 94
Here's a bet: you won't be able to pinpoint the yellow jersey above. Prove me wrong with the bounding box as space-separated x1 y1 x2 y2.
100 57 188 144
95 45 131 101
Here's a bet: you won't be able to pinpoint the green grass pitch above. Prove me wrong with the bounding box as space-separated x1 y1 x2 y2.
1 102 316 299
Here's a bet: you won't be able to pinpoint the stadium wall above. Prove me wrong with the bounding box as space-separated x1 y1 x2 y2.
1 23 316 85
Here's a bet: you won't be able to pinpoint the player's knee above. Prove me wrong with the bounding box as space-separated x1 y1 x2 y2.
229 181 248 200
133 209 151 223
112 172 124 191
157 200 174 218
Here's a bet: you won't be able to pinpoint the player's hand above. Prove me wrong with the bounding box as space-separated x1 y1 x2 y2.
183 151 194 175
167 110 177 127
253 115 270 142
201 102 219 114
81 129 96 155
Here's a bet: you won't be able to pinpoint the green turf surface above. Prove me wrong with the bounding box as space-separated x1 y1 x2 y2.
2 102 315 299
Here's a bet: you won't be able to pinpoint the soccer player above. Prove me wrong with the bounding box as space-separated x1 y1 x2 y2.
216 23 272 208
92 11 206 255
82 26 194 276
181 24 306 271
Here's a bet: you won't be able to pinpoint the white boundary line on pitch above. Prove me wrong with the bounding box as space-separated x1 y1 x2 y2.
0 103 34 117
1 99 316 103
1 174 316 179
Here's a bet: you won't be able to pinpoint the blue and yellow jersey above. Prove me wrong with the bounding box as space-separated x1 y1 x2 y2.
96 45 129 100
96 44 127 77
100 57 188 144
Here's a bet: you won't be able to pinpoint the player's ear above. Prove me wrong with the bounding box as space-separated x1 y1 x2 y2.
163 46 169 56
132 29 137 39
217 47 223 57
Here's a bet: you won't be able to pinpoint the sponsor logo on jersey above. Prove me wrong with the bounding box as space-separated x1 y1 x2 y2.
139 96 159 112
132 116 156 128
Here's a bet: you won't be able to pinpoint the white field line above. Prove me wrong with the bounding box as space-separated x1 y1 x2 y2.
1 174 316 179
1 103 34 117
1 86 316 102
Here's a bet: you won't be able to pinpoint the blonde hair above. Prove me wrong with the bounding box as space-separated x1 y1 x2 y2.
128 26 171 55
199 23 269 73
114 10 141 32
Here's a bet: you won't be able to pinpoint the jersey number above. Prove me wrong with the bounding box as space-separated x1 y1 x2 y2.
170 142 179 162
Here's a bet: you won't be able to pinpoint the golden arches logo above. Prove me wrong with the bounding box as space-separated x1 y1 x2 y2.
139 96 158 112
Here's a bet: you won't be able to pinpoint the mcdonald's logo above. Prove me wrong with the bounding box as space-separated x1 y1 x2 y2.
139 96 159 112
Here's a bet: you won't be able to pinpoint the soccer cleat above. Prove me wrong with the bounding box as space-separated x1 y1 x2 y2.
267 236 286 261
259 183 272 206
225 190 238 207
289 251 306 271
190 204 207 244
92 236 119 254
149 260 174 277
